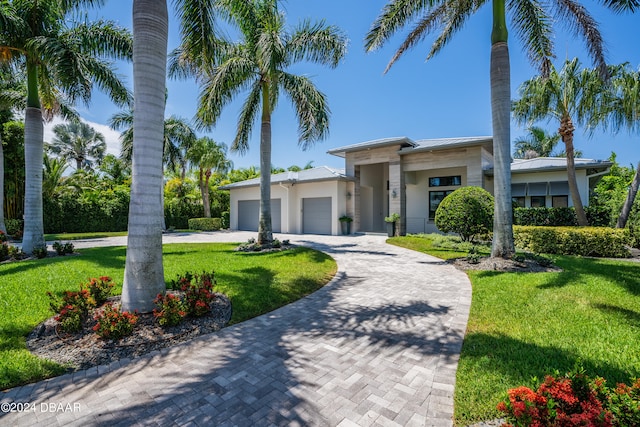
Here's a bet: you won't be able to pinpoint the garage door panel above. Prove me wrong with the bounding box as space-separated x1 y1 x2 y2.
303 197 331 235
237 199 281 232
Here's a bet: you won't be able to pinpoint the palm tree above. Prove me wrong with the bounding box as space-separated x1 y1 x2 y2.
365 0 633 257
110 111 196 178
47 120 106 170
604 65 640 228
171 0 347 245
186 137 232 218
512 58 612 225
513 126 561 159
121 0 168 313
0 0 132 253
42 154 69 199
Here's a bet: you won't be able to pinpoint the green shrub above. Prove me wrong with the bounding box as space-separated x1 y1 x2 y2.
514 225 632 257
5 218 22 236
188 217 222 231
221 211 230 229
165 200 204 229
92 303 138 340
514 206 612 227
435 186 494 242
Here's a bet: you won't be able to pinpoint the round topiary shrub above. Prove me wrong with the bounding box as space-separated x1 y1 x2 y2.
435 186 494 242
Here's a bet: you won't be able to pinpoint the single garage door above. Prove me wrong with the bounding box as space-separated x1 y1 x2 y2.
237 199 281 232
303 197 332 235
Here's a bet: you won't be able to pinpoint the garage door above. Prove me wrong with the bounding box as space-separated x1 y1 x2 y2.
237 199 281 232
303 197 332 235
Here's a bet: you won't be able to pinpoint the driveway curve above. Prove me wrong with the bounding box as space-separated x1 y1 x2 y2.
1 232 472 427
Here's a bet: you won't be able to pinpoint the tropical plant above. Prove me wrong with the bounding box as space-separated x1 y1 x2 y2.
110 111 196 177
513 126 561 159
42 155 68 199
364 0 634 257
512 58 615 225
121 0 169 313
186 137 232 218
0 0 132 253
602 65 640 228
47 120 106 170
170 0 347 245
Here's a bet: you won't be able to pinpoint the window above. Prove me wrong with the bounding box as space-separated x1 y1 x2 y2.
552 196 569 208
530 196 546 208
429 175 461 187
512 197 525 208
429 190 455 219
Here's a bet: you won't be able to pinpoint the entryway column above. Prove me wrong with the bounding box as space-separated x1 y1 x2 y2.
389 160 405 236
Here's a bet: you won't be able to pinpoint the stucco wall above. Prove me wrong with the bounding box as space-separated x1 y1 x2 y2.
511 169 589 207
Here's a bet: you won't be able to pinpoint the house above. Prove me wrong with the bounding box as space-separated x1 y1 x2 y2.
221 136 611 235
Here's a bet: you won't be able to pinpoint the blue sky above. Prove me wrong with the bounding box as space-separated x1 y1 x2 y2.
49 0 640 171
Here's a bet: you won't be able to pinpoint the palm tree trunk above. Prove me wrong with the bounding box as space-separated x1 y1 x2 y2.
0 129 6 234
22 107 45 253
617 162 640 228
122 0 168 313
203 170 211 218
489 0 515 259
559 115 588 226
258 85 273 245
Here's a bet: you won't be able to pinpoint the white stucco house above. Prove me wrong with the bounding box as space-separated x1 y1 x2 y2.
220 136 611 235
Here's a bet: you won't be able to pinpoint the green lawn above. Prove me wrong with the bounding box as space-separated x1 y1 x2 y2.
44 231 129 241
0 243 337 390
388 236 640 426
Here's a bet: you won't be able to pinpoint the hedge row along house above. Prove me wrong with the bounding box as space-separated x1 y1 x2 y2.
221 136 611 236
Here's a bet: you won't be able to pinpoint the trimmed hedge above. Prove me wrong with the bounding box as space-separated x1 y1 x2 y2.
513 206 612 227
435 186 494 242
188 217 222 231
165 201 204 230
514 225 632 258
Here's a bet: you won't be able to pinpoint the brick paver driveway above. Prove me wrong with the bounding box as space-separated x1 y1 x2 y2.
1 232 472 426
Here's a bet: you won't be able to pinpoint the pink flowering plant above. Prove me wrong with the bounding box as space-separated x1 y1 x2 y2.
92 303 138 340
498 367 640 427
153 293 187 327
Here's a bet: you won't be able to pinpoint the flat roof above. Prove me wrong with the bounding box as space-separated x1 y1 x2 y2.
508 157 612 173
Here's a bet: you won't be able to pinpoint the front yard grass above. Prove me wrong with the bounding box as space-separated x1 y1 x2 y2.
389 235 640 426
0 243 337 390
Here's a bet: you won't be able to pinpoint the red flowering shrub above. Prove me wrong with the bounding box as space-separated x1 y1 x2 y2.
92 303 138 340
499 369 640 427
173 271 217 317
83 276 115 305
47 289 95 332
153 293 187 327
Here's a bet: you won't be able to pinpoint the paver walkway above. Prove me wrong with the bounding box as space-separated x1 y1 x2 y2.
1 232 472 426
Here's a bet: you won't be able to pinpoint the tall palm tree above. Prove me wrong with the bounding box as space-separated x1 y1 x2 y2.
186 137 232 218
0 0 132 253
48 120 106 170
512 58 612 225
365 0 634 257
122 0 168 313
513 126 561 159
171 0 347 245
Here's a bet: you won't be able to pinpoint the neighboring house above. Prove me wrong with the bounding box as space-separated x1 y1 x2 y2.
221 136 611 235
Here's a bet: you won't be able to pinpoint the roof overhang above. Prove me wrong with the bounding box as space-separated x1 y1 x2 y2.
327 136 416 158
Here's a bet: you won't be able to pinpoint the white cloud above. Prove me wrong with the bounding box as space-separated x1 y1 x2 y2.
43 117 122 157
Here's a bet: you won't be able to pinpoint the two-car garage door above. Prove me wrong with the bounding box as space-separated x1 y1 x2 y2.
237 199 281 232
237 197 333 235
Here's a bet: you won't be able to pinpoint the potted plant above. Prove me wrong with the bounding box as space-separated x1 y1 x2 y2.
384 213 400 237
339 215 353 235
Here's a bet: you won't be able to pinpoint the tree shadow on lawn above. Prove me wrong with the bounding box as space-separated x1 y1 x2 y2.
592 303 640 328
1 255 466 426
461 331 636 388
536 257 640 296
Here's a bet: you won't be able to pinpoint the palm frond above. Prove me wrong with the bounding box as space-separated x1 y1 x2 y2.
508 0 554 77
173 0 225 65
61 20 132 62
280 71 330 148
232 80 261 153
552 0 607 78
426 0 485 61
600 0 639 13
365 0 438 52
286 19 348 68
